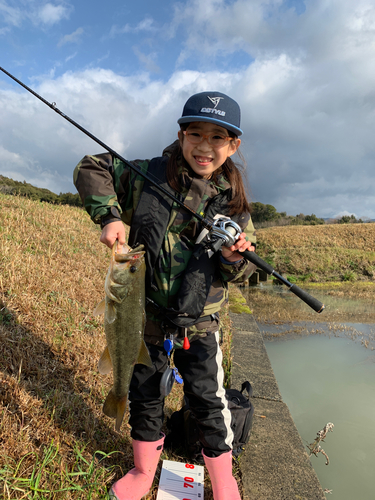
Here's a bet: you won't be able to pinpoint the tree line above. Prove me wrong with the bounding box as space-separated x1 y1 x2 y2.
250 201 371 227
0 176 371 226
0 175 82 207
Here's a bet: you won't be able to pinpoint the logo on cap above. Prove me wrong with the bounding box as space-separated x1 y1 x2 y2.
207 96 224 108
201 96 226 116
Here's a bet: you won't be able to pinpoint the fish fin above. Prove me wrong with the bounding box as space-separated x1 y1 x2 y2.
103 389 127 432
106 301 117 324
93 299 106 316
98 346 112 374
137 340 153 367
115 397 128 432
104 277 121 302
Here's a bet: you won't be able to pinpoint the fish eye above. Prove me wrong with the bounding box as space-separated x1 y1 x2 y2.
130 265 137 273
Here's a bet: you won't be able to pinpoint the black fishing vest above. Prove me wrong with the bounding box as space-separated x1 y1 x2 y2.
128 155 249 327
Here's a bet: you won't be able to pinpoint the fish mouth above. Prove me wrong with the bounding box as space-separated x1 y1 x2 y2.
114 243 145 262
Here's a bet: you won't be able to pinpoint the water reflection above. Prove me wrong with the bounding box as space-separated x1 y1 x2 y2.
240 282 375 500
241 281 375 324
260 321 375 350
264 334 375 500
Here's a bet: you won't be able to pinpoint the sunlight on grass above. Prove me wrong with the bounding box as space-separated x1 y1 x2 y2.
0 441 119 499
0 194 236 499
2 193 373 498
256 224 375 281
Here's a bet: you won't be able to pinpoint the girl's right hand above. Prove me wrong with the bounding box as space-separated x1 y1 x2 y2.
100 221 126 250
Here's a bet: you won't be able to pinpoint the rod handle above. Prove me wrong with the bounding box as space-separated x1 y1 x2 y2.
242 250 325 313
288 283 325 313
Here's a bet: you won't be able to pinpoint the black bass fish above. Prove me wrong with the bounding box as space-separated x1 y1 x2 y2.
94 241 152 431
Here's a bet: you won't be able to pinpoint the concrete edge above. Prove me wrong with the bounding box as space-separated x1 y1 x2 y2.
230 313 326 500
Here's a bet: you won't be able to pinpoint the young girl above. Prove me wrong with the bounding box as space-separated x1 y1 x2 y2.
74 91 256 500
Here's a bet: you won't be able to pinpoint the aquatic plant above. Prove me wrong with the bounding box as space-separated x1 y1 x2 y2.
307 422 334 465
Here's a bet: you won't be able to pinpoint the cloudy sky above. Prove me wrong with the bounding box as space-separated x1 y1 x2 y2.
1 0 374 219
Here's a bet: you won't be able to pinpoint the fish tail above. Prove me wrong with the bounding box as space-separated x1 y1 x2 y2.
103 388 128 432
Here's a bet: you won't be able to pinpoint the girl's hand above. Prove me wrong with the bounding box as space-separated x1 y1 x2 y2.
221 232 255 262
100 221 126 251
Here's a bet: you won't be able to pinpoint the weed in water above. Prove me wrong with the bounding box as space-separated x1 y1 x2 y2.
307 422 334 466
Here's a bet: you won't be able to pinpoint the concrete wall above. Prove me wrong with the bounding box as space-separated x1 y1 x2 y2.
230 313 326 500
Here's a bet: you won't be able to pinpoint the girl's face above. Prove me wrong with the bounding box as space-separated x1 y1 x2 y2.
178 122 241 179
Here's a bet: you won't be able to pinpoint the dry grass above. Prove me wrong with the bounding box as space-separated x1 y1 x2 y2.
256 224 375 281
0 194 238 500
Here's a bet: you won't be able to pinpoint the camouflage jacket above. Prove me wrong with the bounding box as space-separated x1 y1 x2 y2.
74 146 257 345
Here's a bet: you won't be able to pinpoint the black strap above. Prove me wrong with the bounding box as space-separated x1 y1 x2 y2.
241 381 253 399
145 297 217 329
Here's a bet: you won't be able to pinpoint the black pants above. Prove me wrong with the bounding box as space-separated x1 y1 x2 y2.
128 332 233 457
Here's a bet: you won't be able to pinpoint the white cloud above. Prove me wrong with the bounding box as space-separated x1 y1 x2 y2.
109 16 156 37
65 52 77 63
37 3 70 25
0 0 22 27
0 1 72 31
58 27 84 47
0 145 71 193
133 46 160 73
0 145 31 170
1 0 375 218
1 51 375 216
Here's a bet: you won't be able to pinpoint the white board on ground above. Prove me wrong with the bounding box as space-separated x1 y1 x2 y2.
156 460 204 500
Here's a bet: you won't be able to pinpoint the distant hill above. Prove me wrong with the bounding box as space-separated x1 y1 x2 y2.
2 175 374 223
0 175 82 207
251 202 374 227
322 217 375 223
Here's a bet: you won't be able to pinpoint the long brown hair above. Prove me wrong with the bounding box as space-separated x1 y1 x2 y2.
166 126 250 216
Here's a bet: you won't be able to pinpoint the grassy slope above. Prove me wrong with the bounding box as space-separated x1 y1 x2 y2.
0 194 238 500
256 223 375 282
4 194 372 498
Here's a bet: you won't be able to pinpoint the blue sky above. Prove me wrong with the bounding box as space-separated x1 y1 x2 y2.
1 0 375 218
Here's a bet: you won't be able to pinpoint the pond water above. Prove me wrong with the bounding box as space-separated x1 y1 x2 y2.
242 284 375 499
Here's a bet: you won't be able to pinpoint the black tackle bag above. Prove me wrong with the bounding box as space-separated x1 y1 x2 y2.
165 381 254 462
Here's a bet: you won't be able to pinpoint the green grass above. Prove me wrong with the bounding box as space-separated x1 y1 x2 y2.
0 442 119 500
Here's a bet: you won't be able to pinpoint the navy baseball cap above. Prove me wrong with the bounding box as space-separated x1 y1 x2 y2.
178 91 243 136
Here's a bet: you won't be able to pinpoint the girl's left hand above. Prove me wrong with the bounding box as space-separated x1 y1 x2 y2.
221 232 255 262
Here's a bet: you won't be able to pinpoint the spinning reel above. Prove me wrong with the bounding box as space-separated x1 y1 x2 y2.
204 217 242 254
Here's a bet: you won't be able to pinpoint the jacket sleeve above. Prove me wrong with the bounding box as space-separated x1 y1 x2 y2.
73 153 147 225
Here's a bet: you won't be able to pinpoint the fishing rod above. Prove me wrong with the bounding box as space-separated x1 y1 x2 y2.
0 65 324 313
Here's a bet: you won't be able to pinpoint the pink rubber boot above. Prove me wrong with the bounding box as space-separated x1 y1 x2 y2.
203 450 241 500
109 434 164 500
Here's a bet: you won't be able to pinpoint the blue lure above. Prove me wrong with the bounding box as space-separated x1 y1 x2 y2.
160 339 183 396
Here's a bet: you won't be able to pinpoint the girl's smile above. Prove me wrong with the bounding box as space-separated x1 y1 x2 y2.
194 156 213 166
178 122 241 179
